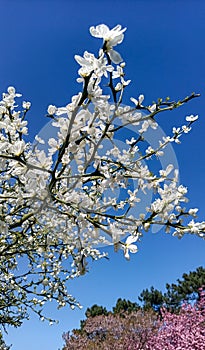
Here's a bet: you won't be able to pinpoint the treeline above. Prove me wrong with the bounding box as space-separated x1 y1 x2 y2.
62 266 205 350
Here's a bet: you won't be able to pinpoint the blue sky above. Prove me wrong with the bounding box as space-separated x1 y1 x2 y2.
1 0 205 349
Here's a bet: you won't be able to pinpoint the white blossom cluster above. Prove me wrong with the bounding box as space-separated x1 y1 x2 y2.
0 24 204 327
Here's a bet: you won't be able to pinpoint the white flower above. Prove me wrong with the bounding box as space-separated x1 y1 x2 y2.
75 51 113 77
126 137 137 145
128 189 140 206
138 94 144 105
30 150 53 170
7 86 21 97
6 86 21 98
123 235 138 260
139 120 149 133
47 105 57 115
148 103 157 113
48 137 61 155
121 78 131 87
35 135 45 144
11 140 26 156
130 94 144 107
112 64 124 79
182 125 191 133
115 82 122 91
173 127 180 134
22 101 31 109
75 51 96 76
187 220 201 234
90 24 126 46
7 86 16 95
90 24 126 64
186 114 198 122
159 164 174 177
188 208 198 217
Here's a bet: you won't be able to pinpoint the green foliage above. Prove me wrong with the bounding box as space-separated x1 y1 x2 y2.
138 287 164 312
139 266 205 312
83 298 139 323
112 298 139 315
85 304 108 318
79 304 109 331
166 266 205 306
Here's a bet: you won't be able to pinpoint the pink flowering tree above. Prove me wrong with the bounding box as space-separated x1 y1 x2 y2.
62 309 158 350
0 23 205 333
147 290 205 350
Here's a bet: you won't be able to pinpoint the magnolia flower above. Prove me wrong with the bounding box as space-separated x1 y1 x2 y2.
188 208 198 217
75 51 96 76
22 101 31 110
130 94 144 107
7 86 21 97
90 24 126 46
182 125 191 133
112 64 124 79
159 164 174 177
11 140 26 156
35 135 45 144
47 105 57 115
75 51 113 78
148 103 157 113
186 114 198 122
48 137 61 155
123 235 138 260
90 24 126 64
115 82 122 91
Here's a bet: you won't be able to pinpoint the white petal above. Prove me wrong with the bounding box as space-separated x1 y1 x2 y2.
124 248 130 260
7 86 16 94
125 235 138 245
108 49 123 64
165 164 174 175
112 24 122 32
186 114 198 122
129 244 138 254
130 97 139 106
74 55 88 67
90 24 109 38
138 94 144 104
149 103 157 113
109 34 124 47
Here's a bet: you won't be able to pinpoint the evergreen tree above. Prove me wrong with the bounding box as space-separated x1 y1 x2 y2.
138 287 164 313
113 298 140 315
139 266 205 312
165 266 205 307
85 304 108 318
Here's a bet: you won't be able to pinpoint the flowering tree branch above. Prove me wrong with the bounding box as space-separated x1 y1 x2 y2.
0 24 204 332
